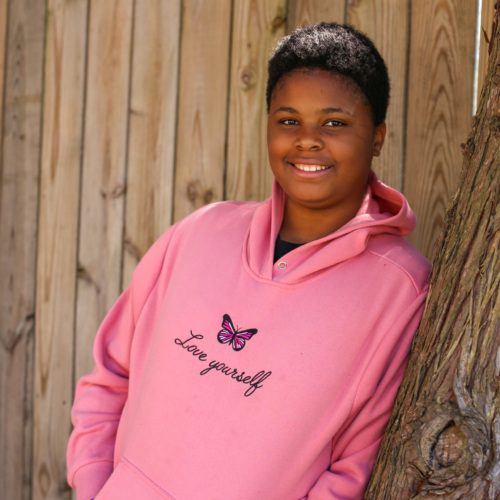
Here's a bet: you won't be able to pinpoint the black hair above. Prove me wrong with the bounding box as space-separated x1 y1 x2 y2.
266 22 390 125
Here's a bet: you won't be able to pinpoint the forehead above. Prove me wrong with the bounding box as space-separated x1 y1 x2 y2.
271 68 366 109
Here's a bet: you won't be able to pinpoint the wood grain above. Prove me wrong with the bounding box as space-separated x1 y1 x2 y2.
173 0 232 221
0 1 486 498
122 0 181 288
348 0 410 191
287 0 346 30
0 0 8 176
404 0 477 260
477 0 496 108
34 0 88 498
225 0 286 202
367 8 500 493
0 1 45 499
75 0 133 382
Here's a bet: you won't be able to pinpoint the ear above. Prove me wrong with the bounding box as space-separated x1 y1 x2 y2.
373 122 386 157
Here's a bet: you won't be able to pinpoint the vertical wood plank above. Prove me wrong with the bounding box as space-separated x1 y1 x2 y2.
225 0 286 203
0 1 484 497
34 0 88 498
122 0 182 288
74 0 133 382
287 0 346 30
404 0 477 260
477 0 496 106
0 1 45 499
348 0 410 190
0 0 8 175
173 0 232 221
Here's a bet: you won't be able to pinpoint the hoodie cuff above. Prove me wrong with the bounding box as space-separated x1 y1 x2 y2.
73 461 113 500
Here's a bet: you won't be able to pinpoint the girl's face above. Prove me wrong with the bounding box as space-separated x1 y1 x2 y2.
267 69 385 223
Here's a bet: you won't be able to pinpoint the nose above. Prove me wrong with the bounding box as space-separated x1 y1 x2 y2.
296 126 324 151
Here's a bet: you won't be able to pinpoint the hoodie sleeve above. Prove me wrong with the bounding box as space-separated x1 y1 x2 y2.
66 227 174 500
306 291 428 500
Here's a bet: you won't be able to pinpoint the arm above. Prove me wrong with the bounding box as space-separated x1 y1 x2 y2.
306 293 427 500
67 288 134 500
66 228 175 500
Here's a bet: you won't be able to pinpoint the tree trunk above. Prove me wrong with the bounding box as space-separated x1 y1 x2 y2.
366 5 500 500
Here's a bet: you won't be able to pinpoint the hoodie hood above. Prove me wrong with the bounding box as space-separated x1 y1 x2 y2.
244 171 417 284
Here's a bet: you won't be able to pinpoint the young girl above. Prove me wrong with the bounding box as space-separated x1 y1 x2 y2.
67 23 431 499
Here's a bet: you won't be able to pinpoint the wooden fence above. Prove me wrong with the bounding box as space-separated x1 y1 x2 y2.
0 0 493 498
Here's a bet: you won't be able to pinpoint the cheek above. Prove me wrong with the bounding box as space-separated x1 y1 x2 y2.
336 135 374 162
266 122 278 151
267 140 286 178
267 132 284 159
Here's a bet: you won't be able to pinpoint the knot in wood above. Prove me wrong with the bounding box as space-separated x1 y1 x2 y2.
203 189 214 204
433 423 465 467
271 14 286 30
101 183 125 199
1 313 34 353
38 462 51 497
186 180 199 203
239 66 256 90
409 402 492 496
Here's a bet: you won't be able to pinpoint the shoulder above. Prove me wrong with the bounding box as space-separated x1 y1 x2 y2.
129 199 263 315
365 234 432 295
134 199 263 275
165 199 263 242
181 199 262 225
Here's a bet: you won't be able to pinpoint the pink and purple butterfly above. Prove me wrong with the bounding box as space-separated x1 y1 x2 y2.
217 314 258 351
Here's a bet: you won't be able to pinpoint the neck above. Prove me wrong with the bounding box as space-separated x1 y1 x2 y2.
279 197 365 244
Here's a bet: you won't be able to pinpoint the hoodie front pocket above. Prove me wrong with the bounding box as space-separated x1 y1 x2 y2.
95 457 176 500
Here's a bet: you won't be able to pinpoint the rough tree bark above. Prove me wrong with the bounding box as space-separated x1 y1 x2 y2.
366 5 500 500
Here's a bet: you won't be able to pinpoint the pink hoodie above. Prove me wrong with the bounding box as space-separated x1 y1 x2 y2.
67 174 431 499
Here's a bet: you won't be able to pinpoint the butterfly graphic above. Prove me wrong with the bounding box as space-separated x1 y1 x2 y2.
217 314 258 351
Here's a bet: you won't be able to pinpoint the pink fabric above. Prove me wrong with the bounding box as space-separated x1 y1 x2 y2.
73 461 112 500
67 174 430 499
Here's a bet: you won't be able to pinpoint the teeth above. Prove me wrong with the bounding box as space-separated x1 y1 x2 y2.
293 163 331 172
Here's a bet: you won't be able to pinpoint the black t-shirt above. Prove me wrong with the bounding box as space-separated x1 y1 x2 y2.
273 235 304 263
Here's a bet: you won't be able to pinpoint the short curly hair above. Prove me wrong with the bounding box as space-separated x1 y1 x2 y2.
266 22 390 125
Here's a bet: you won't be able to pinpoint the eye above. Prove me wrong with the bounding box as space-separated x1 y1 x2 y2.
324 119 345 127
280 118 299 125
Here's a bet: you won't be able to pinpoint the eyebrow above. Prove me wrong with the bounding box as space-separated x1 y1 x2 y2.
272 106 298 114
272 106 352 115
321 107 352 115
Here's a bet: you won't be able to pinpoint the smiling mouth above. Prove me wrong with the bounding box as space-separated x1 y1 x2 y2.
292 163 332 172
